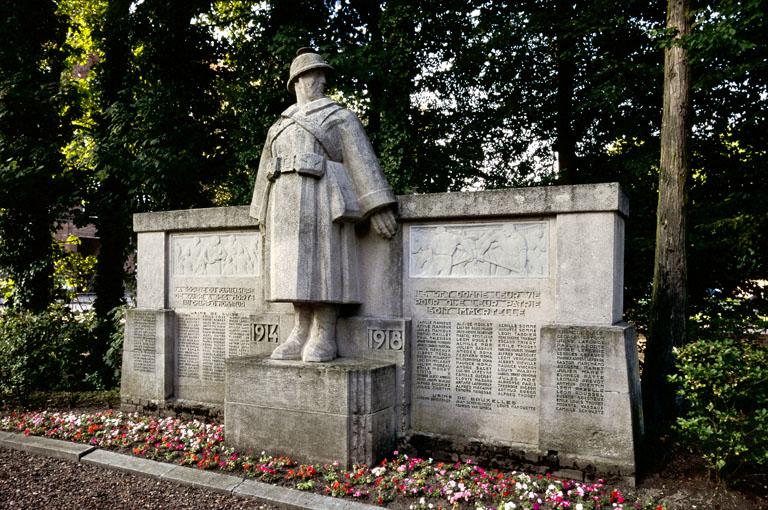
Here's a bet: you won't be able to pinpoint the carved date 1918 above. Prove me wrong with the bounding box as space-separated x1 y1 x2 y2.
368 328 404 351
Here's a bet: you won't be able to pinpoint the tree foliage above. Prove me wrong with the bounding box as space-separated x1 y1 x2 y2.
0 0 72 311
0 1 765 391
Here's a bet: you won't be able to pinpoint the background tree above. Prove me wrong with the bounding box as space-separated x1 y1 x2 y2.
642 0 691 439
0 0 72 312
0 0 765 394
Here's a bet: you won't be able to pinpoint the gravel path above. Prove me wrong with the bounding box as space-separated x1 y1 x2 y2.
0 447 281 509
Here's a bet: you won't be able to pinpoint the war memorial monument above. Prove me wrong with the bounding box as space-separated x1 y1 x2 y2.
121 49 643 482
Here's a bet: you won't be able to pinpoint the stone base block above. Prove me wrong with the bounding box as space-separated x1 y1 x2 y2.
120 309 175 402
538 322 643 480
225 356 397 467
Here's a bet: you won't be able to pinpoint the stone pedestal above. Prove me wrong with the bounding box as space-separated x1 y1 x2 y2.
225 356 397 466
539 323 643 477
120 309 175 406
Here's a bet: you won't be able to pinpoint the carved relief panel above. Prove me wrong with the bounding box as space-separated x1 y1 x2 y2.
409 222 548 278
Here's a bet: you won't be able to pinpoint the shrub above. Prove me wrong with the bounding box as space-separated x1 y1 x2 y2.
0 304 97 398
102 305 126 388
671 337 768 482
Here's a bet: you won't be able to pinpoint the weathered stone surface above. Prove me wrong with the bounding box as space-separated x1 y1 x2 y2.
120 309 175 403
134 206 256 233
337 317 411 435
0 432 96 462
555 212 625 324
538 324 641 474
398 183 629 220
124 178 641 481
136 232 167 309
160 465 243 494
225 356 397 466
234 479 384 510
81 449 177 478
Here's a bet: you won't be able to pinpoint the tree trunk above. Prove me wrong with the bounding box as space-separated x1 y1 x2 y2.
90 0 133 385
642 0 691 441
554 0 577 184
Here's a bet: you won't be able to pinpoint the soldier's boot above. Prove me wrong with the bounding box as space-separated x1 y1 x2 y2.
270 305 312 360
302 305 338 363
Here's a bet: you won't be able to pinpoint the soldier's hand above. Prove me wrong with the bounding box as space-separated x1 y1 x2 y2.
370 209 398 239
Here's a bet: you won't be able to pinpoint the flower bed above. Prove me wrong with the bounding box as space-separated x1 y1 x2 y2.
0 410 664 510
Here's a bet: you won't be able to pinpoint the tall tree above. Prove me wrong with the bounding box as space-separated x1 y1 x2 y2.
0 0 71 311
88 0 133 383
642 0 691 438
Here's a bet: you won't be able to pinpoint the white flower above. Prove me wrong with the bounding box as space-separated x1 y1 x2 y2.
504 502 517 510
576 504 584 510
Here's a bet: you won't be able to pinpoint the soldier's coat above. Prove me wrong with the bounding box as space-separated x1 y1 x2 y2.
250 97 395 303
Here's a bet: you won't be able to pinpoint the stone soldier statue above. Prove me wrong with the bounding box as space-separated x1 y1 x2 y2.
250 48 398 362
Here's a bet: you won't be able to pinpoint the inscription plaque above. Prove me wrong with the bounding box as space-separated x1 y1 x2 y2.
497 323 537 402
413 319 538 413
414 289 541 317
455 322 493 395
227 314 253 357
177 314 201 378
177 312 263 384
555 329 606 415
132 312 156 373
415 320 452 397
410 222 548 278
201 313 226 383
173 286 256 309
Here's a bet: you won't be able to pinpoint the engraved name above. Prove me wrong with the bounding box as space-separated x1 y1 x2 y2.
555 329 606 415
132 312 156 373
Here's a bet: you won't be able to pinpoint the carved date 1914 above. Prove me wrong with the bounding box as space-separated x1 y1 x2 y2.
253 323 279 343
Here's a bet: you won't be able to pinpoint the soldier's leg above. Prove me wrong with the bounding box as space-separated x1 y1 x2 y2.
270 303 312 360
301 304 338 362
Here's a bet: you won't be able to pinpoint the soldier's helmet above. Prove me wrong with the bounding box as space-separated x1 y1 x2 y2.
287 47 334 92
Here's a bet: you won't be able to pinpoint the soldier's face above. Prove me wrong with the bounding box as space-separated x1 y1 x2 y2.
296 70 326 99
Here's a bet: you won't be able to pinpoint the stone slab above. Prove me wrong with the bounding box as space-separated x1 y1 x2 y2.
538 323 641 476
226 357 396 414
234 479 384 510
555 212 624 324
0 432 96 462
161 465 243 494
81 449 177 478
134 206 257 233
225 356 397 466
133 184 628 234
337 317 411 435
398 183 629 221
136 232 167 308
120 309 175 403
